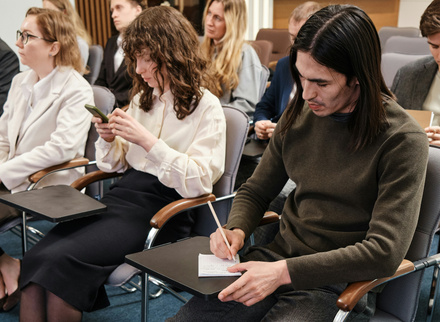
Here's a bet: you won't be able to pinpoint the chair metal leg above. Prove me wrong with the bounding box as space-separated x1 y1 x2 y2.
149 276 187 303
22 211 28 255
141 273 149 322
427 263 439 321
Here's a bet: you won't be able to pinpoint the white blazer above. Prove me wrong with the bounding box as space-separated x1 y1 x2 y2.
0 67 94 193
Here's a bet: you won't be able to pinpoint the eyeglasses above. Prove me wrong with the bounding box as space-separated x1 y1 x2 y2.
16 30 55 45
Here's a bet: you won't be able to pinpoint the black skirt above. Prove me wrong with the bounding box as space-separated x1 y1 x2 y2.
20 169 194 311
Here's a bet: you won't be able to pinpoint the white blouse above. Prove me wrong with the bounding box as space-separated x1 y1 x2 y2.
96 88 226 198
423 71 440 126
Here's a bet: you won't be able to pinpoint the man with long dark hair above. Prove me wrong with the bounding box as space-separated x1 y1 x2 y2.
171 5 429 321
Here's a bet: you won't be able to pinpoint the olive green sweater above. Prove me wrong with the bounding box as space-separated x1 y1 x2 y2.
227 99 429 291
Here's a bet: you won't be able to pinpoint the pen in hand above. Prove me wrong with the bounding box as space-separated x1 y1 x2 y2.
207 201 235 261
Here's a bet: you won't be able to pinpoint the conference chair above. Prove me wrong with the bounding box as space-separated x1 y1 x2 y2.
378 26 421 52
131 144 440 322
69 106 250 308
255 28 290 70
250 40 273 69
383 36 431 55
258 65 270 102
333 145 440 322
381 52 431 88
0 85 116 252
84 45 104 85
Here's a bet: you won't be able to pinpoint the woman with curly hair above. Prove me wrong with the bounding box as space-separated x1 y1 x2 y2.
201 0 266 117
19 6 226 321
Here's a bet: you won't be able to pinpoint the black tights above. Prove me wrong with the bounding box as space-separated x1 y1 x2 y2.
20 283 82 322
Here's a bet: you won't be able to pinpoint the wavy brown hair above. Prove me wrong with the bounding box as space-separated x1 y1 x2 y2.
26 7 84 74
123 6 214 119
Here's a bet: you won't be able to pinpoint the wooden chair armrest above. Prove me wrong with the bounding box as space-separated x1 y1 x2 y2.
70 170 121 191
29 157 90 183
258 211 280 226
150 194 216 229
336 259 414 312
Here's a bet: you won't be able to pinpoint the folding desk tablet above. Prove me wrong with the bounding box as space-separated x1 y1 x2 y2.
242 138 268 158
125 236 239 301
0 185 107 251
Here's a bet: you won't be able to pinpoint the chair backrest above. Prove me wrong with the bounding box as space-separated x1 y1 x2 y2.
258 65 270 102
250 40 273 68
84 45 103 85
374 145 440 321
85 85 115 197
378 26 421 51
381 52 431 88
384 36 431 55
192 106 249 236
255 28 290 64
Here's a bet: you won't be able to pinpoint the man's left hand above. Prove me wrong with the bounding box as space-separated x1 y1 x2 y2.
218 260 291 306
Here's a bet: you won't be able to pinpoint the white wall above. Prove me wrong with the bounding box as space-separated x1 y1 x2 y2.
0 0 433 69
0 0 75 71
398 0 431 28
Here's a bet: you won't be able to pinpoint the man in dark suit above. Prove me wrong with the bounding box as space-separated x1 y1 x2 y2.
95 0 147 109
391 0 440 145
0 38 19 115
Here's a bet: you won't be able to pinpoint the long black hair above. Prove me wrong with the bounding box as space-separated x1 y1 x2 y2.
282 5 392 151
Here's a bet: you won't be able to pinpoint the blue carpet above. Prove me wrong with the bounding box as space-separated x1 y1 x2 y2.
0 220 439 321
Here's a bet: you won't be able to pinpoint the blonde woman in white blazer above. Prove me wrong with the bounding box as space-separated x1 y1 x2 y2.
0 7 93 312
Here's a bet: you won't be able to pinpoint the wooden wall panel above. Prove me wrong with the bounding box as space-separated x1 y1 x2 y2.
75 0 113 47
273 0 400 32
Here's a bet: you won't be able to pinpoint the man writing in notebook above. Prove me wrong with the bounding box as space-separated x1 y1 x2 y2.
170 5 429 321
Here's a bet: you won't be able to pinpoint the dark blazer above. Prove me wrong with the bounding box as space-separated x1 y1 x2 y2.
95 35 132 109
0 38 19 115
253 56 293 123
391 56 437 110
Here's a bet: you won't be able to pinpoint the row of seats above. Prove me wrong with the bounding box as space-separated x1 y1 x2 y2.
380 27 431 88
84 44 104 85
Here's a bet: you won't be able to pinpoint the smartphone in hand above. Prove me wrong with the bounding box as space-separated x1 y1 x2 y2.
84 104 109 123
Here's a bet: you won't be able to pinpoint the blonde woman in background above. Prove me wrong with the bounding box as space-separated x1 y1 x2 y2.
43 0 92 69
201 0 265 117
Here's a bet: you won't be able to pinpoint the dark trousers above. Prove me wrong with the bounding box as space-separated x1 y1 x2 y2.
168 283 375 321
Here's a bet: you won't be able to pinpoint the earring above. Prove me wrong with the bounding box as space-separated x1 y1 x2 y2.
49 53 52 57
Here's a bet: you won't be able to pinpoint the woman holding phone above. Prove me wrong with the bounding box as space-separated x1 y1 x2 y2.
19 6 226 321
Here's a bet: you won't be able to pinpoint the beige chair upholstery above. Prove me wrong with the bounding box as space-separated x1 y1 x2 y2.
256 29 290 68
250 40 273 68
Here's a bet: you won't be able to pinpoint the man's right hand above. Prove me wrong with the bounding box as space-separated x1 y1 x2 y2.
210 228 245 260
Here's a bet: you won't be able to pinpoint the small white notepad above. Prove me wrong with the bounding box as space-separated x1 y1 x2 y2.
198 254 241 277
